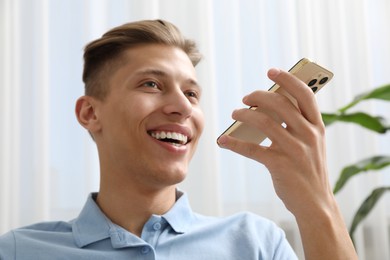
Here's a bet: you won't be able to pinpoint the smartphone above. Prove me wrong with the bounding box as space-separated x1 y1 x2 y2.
217 58 333 145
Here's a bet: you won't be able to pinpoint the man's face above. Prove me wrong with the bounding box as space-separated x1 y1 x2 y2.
94 44 204 189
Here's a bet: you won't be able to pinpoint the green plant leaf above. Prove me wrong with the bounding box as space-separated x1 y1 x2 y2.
333 156 390 194
338 84 390 113
321 112 389 133
321 113 340 126
349 187 390 241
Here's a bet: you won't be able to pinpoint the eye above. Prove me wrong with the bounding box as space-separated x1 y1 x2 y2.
185 90 200 102
143 81 159 89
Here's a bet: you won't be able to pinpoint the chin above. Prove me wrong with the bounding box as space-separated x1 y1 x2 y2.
155 167 188 186
167 168 187 183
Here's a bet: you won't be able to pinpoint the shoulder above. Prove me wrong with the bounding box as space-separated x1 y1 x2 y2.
0 220 73 258
194 211 280 232
226 212 289 245
0 220 73 239
189 211 297 259
6 220 73 237
191 211 287 244
0 230 16 258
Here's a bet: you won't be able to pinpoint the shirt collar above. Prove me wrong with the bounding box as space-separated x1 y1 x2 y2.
72 191 195 248
72 193 115 248
162 190 195 234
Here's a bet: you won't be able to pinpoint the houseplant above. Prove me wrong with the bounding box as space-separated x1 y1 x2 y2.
321 83 390 242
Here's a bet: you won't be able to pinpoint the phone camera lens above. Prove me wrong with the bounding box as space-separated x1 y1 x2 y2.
311 87 318 92
308 79 317 86
319 77 328 84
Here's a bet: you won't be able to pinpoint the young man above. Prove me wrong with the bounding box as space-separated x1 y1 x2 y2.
0 19 357 259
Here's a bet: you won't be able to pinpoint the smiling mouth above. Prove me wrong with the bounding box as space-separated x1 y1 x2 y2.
148 131 189 147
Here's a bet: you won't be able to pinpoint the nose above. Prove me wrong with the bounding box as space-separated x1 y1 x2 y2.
162 89 193 119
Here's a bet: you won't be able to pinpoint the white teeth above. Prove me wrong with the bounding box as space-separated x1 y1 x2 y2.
150 131 188 145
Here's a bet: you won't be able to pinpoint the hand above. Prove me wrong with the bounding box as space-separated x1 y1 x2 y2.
218 68 358 259
218 68 332 216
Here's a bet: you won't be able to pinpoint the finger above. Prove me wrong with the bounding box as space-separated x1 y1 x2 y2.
242 90 310 138
217 134 272 164
267 68 322 125
231 107 294 146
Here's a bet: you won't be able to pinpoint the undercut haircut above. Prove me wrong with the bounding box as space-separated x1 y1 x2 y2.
82 19 202 100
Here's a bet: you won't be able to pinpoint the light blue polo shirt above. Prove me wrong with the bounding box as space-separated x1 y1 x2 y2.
0 192 297 259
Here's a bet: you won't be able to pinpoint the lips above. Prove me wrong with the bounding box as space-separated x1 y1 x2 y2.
148 130 190 146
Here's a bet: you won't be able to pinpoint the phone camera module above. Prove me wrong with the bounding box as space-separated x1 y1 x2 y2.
308 79 317 86
319 77 328 85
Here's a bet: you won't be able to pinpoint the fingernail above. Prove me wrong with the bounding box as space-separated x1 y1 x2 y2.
231 109 239 119
232 109 239 115
218 135 228 146
268 68 281 78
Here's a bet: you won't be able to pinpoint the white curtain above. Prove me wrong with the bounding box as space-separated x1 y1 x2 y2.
1 0 390 259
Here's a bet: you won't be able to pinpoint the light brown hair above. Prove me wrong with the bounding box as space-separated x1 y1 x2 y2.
82 19 202 100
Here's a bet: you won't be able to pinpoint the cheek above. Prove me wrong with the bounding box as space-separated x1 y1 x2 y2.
128 98 157 119
124 97 162 133
193 108 205 133
103 98 146 131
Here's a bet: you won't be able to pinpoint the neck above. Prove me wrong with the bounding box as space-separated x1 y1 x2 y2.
96 181 177 237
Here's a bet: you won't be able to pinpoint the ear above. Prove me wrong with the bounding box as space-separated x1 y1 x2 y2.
75 96 102 134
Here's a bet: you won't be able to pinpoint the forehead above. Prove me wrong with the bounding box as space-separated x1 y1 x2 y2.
107 44 198 87
125 44 195 72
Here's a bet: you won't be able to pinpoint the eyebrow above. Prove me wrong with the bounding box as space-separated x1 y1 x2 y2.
135 69 202 90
